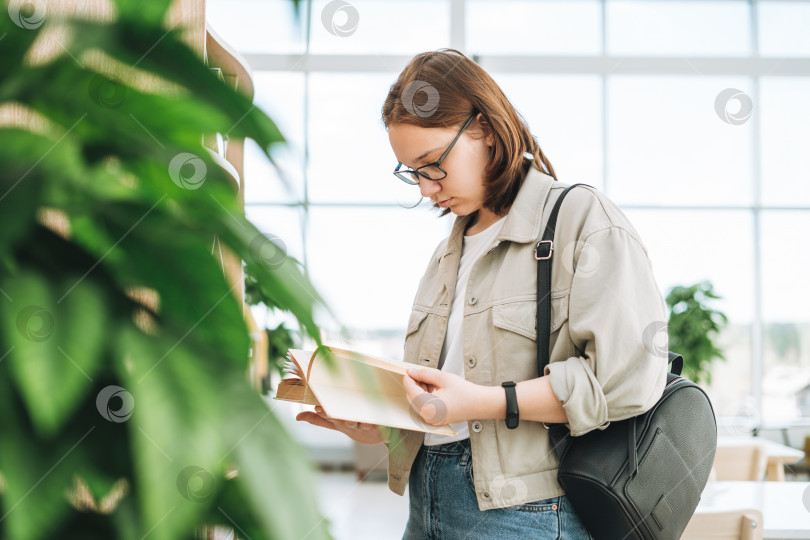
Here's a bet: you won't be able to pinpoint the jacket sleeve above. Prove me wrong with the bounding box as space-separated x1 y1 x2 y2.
543 226 668 437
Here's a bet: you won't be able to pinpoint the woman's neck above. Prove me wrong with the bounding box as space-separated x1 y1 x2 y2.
465 208 507 236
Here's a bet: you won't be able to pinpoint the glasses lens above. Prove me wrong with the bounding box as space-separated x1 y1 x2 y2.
417 164 445 180
395 170 419 185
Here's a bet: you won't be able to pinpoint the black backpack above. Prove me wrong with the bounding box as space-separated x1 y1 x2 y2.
536 183 717 540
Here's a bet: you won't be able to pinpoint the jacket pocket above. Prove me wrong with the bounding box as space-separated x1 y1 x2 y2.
405 309 429 338
492 294 569 341
550 293 569 333
403 308 430 365
493 300 537 341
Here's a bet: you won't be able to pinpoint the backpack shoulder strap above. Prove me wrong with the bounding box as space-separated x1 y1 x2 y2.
536 183 594 375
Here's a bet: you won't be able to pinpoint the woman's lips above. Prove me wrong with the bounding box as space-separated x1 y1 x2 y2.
438 198 453 208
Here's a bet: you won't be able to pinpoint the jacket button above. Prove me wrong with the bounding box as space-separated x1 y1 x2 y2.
419 357 430 364
471 421 483 433
466 356 477 368
481 491 491 500
468 296 477 305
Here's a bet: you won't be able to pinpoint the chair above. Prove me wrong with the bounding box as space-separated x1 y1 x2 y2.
785 435 810 481
681 509 764 540
712 443 768 481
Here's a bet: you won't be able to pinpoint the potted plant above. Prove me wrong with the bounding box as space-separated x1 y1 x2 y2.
0 2 334 539
665 280 729 385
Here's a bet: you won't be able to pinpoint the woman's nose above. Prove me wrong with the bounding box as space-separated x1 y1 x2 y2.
419 179 441 199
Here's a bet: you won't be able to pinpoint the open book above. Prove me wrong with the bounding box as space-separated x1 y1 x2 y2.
274 346 456 436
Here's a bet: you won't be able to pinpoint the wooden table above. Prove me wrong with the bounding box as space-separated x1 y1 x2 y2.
718 436 805 481
696 481 810 539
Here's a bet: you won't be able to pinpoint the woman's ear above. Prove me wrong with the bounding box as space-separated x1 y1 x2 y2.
476 112 495 147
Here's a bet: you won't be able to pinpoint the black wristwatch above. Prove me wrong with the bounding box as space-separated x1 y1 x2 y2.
501 381 519 429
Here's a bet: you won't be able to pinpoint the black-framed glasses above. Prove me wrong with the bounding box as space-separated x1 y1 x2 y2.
393 114 475 185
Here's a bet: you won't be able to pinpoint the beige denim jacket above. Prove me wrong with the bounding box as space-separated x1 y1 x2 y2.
385 162 669 511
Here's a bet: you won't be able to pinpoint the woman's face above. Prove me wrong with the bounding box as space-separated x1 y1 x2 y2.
388 115 494 217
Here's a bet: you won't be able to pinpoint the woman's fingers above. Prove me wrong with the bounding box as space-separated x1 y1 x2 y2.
407 365 443 387
298 409 383 444
296 411 340 431
301 407 378 433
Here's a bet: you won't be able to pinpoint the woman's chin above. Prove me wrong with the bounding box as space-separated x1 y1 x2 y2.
445 201 461 213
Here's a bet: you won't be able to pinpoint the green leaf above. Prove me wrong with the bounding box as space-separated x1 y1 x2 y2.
225 382 333 540
113 0 173 25
216 214 338 345
0 129 84 259
0 15 42 87
1 2 339 537
0 271 107 437
666 280 728 385
115 325 228 540
64 18 285 154
69 200 251 364
0 374 92 540
115 321 332 540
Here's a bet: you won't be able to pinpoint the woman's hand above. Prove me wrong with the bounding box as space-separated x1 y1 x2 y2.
296 406 386 445
403 365 482 425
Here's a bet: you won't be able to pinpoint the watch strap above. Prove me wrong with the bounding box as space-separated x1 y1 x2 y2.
501 381 519 429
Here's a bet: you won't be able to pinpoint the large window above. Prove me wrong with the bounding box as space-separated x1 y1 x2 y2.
208 0 810 426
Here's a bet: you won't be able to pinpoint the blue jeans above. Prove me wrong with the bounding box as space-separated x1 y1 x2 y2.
402 438 593 540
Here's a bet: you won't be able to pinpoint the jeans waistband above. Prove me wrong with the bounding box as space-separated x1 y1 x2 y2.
422 437 470 455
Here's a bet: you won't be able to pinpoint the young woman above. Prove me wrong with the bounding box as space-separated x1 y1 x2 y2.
297 48 668 539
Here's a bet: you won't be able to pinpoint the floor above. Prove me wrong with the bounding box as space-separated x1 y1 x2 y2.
315 471 410 540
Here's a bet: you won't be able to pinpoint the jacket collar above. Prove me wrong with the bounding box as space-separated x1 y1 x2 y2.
497 163 557 243
435 162 556 264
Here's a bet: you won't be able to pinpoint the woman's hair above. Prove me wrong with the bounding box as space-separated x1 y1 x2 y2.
381 48 557 217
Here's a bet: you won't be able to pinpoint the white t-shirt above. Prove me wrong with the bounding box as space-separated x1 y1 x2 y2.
424 215 508 446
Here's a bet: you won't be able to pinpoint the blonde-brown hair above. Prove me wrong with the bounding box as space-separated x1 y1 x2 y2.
381 48 557 217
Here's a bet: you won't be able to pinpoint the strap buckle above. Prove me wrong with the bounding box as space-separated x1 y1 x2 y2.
534 240 553 260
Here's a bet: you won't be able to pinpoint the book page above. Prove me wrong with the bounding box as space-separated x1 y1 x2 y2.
307 348 456 436
273 350 318 405
286 349 316 380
